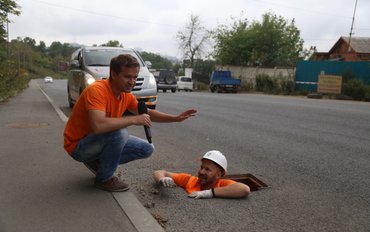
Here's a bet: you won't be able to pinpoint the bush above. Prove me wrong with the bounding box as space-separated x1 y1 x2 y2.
342 79 370 101
256 74 278 93
0 60 30 101
241 79 254 92
255 73 294 94
342 70 356 83
196 81 209 91
280 79 295 95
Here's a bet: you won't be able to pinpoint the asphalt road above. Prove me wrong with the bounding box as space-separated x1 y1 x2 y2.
40 79 370 232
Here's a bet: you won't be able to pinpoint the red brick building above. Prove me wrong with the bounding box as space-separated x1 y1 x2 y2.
313 36 370 61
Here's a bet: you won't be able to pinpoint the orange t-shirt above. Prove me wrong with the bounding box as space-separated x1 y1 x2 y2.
172 173 236 194
63 79 138 155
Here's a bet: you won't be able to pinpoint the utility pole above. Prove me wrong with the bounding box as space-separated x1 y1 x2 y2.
7 13 10 58
348 0 358 52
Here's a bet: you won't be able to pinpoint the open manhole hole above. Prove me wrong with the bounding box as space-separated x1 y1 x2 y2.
5 122 50 128
223 173 267 192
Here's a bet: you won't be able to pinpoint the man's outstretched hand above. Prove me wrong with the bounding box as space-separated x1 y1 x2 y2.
159 177 177 187
188 189 213 199
176 109 197 122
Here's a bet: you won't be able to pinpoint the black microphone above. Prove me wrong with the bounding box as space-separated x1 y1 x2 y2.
137 102 152 144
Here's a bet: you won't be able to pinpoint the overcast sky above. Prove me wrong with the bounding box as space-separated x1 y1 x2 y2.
8 0 370 58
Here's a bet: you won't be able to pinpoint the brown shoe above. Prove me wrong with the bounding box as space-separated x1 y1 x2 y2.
94 176 130 192
84 160 99 175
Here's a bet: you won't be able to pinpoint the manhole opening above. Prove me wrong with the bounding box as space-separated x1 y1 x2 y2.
223 173 267 192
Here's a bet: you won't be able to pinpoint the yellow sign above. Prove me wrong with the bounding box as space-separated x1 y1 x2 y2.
317 75 342 94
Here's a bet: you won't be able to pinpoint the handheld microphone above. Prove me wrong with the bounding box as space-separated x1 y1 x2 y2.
137 102 152 144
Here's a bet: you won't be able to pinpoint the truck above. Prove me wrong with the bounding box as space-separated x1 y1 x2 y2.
209 70 241 93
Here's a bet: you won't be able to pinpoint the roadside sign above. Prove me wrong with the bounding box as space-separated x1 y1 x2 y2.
317 75 342 94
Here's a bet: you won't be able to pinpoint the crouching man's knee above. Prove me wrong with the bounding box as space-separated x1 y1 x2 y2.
142 143 155 159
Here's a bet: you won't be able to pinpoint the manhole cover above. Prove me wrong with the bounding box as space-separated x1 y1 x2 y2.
5 122 50 128
223 173 267 192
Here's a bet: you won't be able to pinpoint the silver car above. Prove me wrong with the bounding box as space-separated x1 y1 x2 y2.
67 46 157 108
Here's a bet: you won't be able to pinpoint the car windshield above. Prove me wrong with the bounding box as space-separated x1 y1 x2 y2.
180 77 192 82
84 49 144 67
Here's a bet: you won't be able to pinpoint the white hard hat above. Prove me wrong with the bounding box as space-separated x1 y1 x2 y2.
202 150 227 172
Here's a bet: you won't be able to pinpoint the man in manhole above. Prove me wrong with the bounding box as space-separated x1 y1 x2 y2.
154 150 250 199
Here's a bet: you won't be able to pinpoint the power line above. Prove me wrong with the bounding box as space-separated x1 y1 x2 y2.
247 0 353 19
29 0 181 28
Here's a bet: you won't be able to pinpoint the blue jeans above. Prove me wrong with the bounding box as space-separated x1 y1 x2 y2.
71 128 154 182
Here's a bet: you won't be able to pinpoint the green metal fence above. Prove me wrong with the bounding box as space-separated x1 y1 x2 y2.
295 61 370 91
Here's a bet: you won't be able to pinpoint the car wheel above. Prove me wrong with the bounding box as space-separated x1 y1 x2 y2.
171 88 176 93
163 89 167 93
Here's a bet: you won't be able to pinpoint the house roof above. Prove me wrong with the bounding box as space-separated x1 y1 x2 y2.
329 36 370 53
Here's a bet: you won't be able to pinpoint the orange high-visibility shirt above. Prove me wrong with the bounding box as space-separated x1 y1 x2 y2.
172 173 236 194
64 79 137 155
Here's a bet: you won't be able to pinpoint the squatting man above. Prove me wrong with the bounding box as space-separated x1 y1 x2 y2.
154 150 250 199
64 54 197 192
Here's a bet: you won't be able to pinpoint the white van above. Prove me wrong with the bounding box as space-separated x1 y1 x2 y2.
67 46 157 108
177 76 193 92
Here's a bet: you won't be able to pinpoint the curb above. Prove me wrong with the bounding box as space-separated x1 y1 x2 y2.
38 84 164 232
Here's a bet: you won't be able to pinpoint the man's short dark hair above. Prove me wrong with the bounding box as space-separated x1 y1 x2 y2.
110 54 140 78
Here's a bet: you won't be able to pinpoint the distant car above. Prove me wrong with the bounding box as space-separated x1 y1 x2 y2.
177 76 193 92
44 76 53 83
153 69 177 93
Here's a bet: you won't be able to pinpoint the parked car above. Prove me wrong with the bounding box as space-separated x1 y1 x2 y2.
177 76 193 92
67 46 157 108
153 69 177 93
209 70 241 93
44 76 53 83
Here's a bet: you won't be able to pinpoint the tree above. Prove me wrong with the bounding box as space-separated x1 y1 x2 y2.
172 63 182 75
248 12 303 66
176 14 210 68
48 41 64 58
37 41 47 53
22 37 36 49
0 0 21 41
48 41 73 59
0 0 21 60
139 51 172 70
213 12 303 67
213 17 251 66
100 40 122 47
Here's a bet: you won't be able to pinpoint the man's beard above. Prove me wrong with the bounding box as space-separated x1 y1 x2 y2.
198 174 208 184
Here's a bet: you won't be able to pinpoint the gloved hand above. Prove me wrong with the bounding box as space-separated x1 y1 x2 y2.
188 189 213 199
159 177 177 187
